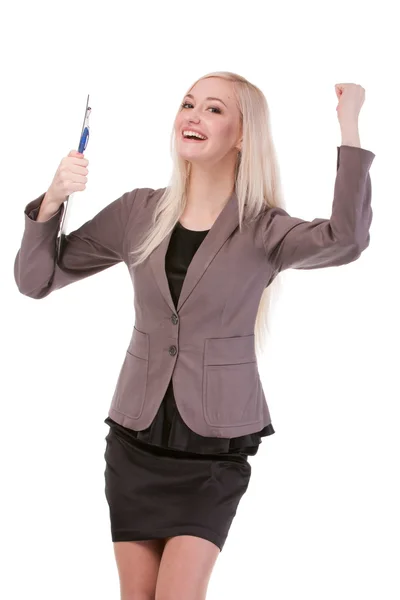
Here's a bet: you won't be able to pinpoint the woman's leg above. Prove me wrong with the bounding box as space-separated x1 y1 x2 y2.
155 535 220 600
113 538 166 600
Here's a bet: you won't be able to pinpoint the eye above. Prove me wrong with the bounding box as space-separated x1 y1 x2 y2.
181 102 221 114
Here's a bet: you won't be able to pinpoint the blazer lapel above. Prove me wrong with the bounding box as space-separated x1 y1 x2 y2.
149 189 240 314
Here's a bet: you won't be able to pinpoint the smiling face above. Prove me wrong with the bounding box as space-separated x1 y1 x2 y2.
174 77 243 166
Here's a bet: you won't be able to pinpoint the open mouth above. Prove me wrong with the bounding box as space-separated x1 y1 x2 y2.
182 131 207 142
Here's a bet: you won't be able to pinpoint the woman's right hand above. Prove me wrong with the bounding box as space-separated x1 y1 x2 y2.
44 150 89 210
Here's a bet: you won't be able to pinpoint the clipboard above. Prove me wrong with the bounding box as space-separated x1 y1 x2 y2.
56 94 91 260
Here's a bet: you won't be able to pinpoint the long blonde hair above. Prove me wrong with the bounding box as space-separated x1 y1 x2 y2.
128 71 286 356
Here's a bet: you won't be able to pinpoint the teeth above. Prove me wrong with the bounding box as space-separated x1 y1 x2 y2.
183 130 206 140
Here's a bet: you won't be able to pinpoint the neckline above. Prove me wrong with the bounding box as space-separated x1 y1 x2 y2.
177 221 210 233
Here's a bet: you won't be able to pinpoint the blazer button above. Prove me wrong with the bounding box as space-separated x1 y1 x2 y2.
168 345 177 356
171 314 178 325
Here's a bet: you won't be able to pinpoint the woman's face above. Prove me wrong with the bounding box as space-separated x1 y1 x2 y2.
174 77 242 166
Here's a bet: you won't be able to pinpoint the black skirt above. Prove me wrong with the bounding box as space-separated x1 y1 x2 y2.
103 423 252 552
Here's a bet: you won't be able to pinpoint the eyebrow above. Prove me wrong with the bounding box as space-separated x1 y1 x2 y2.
185 93 227 108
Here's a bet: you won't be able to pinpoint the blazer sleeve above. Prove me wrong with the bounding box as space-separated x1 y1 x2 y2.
262 145 376 272
14 188 137 299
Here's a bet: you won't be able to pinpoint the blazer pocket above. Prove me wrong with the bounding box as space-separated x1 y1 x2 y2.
202 334 261 427
111 327 149 419
127 325 149 359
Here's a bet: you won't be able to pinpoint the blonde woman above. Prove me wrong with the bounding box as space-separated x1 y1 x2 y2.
14 72 375 600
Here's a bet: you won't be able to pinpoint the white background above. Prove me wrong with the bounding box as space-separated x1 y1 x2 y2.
1 0 399 598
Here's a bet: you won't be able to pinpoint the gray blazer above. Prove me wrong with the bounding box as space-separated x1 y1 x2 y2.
14 145 375 438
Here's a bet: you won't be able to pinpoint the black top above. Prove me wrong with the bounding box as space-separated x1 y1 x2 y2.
105 220 275 455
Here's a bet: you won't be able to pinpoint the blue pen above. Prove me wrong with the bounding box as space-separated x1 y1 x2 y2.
78 105 91 153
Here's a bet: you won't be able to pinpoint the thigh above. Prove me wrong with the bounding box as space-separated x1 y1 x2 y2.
113 538 166 599
155 535 220 600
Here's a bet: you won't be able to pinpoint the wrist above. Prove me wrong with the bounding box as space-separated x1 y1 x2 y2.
37 194 62 222
340 122 361 148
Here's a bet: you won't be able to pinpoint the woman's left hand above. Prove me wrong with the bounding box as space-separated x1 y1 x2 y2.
335 83 365 125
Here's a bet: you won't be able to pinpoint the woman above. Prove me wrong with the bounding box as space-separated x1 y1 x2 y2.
14 72 375 599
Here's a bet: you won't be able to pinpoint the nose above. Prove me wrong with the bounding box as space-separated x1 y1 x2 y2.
187 106 201 123
182 117 201 131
